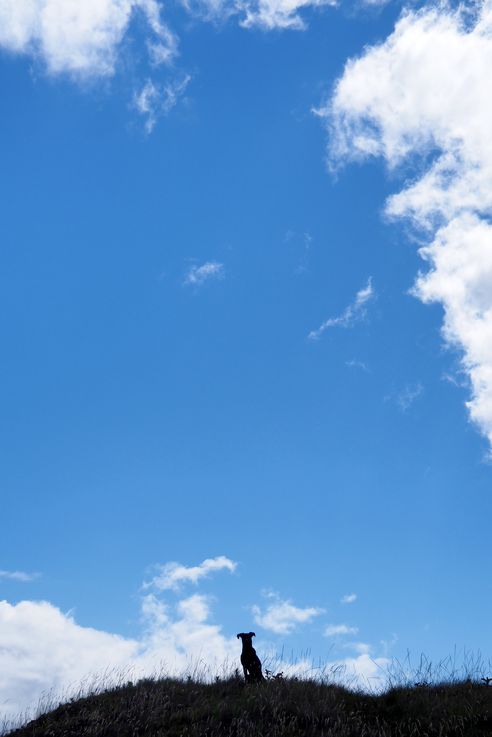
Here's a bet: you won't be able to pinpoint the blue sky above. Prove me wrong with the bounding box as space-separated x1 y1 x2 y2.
2 0 492 720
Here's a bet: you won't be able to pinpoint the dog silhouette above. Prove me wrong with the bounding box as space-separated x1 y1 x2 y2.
237 632 264 682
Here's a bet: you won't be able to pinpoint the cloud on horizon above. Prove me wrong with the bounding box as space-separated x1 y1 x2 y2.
0 562 389 723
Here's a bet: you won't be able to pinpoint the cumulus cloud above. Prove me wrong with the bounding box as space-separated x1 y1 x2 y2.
308 278 374 340
0 599 139 721
252 592 324 635
0 570 39 583
139 592 237 669
322 0 492 451
341 593 357 604
0 593 241 724
0 0 177 78
324 623 359 637
145 556 237 591
0 557 239 722
183 261 225 287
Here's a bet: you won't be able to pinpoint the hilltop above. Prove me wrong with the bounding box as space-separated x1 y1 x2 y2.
4 674 492 737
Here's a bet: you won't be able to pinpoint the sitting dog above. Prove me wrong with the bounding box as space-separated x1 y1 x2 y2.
237 632 264 682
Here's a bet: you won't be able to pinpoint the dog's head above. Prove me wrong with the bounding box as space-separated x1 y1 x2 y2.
236 632 256 644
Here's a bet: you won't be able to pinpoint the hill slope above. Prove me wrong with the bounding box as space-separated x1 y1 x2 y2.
5 675 492 736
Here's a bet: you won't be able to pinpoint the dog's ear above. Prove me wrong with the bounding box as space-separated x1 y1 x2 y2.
250 632 256 637
237 633 241 639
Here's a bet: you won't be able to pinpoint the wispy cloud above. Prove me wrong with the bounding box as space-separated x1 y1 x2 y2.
0 570 39 583
134 75 191 134
183 261 225 287
145 556 237 591
324 623 359 637
252 591 324 635
379 633 399 656
341 593 357 604
308 278 374 340
345 359 369 372
284 230 312 274
343 641 371 655
183 0 337 31
385 383 423 413
240 0 337 31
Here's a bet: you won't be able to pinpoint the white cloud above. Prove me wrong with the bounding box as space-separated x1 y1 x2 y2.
379 633 398 657
146 555 237 591
134 74 191 133
184 261 225 287
341 593 357 604
0 599 139 722
0 570 39 583
240 0 337 31
0 557 241 723
252 592 324 635
323 0 492 452
360 0 391 6
0 0 177 78
139 592 237 667
179 0 336 30
308 278 374 340
0 0 337 138
345 359 369 372
324 623 359 637
0 596 391 722
344 641 371 655
0 565 392 723
327 653 390 686
0 593 242 724
395 383 423 412
0 0 337 92
385 382 423 412
284 230 312 274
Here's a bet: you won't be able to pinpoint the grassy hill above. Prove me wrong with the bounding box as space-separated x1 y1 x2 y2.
4 673 492 737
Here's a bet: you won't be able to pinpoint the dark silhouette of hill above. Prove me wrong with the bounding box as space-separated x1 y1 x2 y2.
5 674 492 736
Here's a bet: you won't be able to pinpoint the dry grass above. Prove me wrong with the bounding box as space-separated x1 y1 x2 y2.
3 659 492 737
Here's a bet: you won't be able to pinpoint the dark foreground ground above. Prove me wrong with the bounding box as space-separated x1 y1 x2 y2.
6 675 492 737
